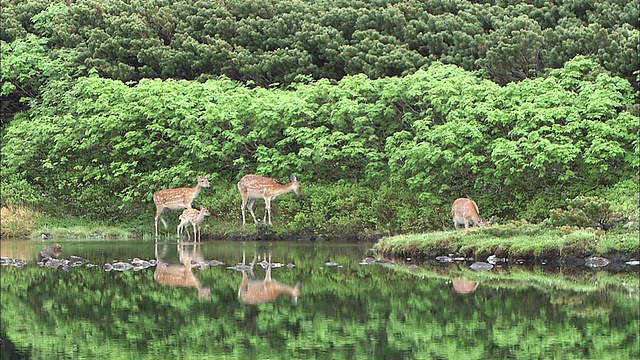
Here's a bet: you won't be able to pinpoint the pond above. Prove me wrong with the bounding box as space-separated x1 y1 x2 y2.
1 238 638 359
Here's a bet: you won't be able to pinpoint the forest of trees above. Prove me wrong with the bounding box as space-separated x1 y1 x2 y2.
2 0 638 119
1 0 638 235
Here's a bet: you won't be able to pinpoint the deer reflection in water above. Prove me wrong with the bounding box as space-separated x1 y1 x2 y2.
452 278 479 295
154 241 211 300
237 252 301 305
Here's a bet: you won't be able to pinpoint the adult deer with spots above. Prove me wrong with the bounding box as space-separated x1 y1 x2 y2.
153 174 210 237
237 174 301 226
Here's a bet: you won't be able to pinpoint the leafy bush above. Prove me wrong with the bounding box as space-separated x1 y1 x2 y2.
548 196 622 230
1 59 637 236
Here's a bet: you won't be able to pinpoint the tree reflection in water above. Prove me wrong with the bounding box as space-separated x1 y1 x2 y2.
0 239 637 359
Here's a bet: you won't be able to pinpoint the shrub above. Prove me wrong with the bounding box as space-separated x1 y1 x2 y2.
548 196 622 230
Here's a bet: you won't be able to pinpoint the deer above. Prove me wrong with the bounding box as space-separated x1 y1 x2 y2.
154 241 211 300
452 197 492 231
237 252 301 305
177 206 211 241
153 174 211 237
237 174 301 226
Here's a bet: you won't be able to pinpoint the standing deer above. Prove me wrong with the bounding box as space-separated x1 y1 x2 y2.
154 241 211 300
153 174 211 237
452 197 492 230
177 206 211 241
237 174 301 226
237 252 301 305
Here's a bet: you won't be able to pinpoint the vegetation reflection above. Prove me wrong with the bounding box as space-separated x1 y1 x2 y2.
1 241 638 359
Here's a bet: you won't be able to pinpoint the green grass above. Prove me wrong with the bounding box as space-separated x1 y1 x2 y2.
33 216 138 239
374 222 640 260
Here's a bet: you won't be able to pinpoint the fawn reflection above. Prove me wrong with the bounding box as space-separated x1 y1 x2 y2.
236 252 301 305
452 278 479 294
154 241 211 300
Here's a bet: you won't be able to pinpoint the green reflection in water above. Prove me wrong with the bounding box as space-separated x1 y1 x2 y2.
1 239 638 359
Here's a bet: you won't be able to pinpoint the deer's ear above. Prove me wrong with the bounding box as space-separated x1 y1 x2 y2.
290 175 298 182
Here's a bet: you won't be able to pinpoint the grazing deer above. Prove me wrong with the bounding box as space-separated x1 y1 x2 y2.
154 241 211 300
237 174 301 226
237 252 301 305
452 197 492 230
177 206 211 241
153 174 211 237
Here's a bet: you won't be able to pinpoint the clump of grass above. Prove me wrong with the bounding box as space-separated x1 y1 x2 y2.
1 204 42 237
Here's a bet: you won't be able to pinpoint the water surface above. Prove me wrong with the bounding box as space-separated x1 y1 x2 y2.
1 238 638 359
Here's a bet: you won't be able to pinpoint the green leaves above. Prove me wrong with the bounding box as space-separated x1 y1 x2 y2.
3 0 638 89
1 57 637 226
1 35 49 98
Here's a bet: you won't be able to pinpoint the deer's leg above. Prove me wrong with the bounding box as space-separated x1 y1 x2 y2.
262 199 268 223
183 222 190 240
240 193 248 225
248 198 259 224
155 207 162 238
178 217 188 238
264 198 272 225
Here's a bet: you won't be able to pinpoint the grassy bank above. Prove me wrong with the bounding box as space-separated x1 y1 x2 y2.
2 201 639 267
374 222 640 263
1 205 136 239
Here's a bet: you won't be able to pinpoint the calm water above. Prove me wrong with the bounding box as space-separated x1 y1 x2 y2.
1 238 638 359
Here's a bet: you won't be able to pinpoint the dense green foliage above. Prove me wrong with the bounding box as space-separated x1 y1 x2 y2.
1 241 638 359
2 57 637 235
1 1 638 236
2 0 639 119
